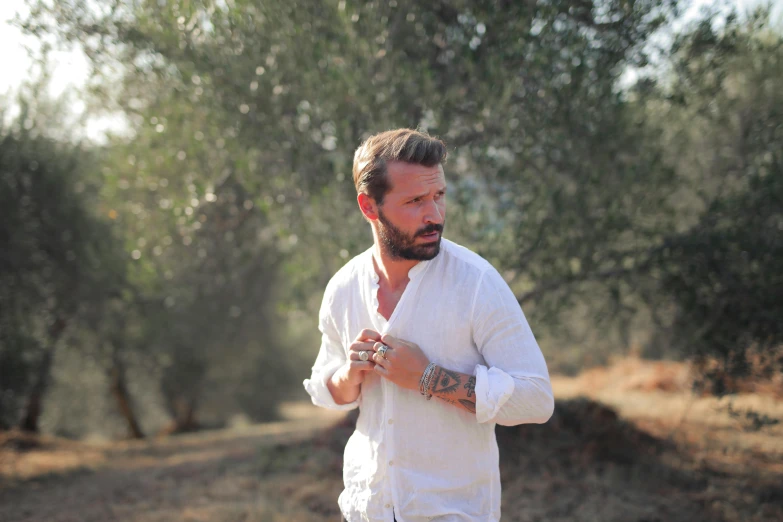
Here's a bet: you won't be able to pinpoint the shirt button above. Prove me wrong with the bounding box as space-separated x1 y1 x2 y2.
389 460 394 466
388 419 393 424
385 504 391 508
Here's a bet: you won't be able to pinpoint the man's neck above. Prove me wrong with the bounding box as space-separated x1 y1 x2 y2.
371 242 419 291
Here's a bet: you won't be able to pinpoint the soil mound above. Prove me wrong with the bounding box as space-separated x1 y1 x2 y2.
497 398 667 466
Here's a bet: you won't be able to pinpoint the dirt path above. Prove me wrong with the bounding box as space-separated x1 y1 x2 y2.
2 366 782 522
0 403 345 522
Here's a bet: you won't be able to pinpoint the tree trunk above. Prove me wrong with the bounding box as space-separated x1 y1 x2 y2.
173 398 199 432
19 317 66 433
110 355 145 439
158 396 200 436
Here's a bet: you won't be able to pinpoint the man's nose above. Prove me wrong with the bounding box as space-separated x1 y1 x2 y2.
423 200 444 224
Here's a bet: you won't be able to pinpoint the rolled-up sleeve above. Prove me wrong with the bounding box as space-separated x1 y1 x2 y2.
303 292 360 411
471 268 554 426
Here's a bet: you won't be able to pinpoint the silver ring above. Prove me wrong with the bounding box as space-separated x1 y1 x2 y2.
377 344 388 359
359 350 369 361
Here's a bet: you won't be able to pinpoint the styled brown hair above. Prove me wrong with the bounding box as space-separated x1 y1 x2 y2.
352 129 447 205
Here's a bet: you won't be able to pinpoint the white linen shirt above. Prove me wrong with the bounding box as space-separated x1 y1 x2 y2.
303 238 554 522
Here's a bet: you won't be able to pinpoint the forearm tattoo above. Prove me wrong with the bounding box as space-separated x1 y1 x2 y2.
431 367 461 394
464 376 476 397
428 367 477 414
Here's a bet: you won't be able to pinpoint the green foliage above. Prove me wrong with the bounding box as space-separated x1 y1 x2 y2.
660 172 783 368
5 1 782 436
20 0 684 306
649 10 783 384
0 97 124 428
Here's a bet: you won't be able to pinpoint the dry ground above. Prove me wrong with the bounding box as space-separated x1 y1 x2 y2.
1 358 781 522
0 403 345 522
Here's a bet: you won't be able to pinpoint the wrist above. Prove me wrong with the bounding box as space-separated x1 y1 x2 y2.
419 362 438 399
328 368 361 405
335 364 362 387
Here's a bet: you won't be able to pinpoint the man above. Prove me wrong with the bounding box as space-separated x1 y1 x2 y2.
304 129 554 522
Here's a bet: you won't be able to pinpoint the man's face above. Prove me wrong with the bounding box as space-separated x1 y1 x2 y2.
375 161 446 261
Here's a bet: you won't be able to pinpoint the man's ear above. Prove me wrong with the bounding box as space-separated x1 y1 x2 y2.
357 193 379 221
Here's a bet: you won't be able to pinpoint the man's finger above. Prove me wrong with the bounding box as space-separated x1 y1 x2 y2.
373 363 390 377
349 350 376 362
349 360 375 371
356 328 382 342
372 341 392 355
349 341 376 352
380 334 402 349
372 352 390 368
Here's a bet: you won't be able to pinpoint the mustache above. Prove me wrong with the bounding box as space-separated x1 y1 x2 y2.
416 224 444 237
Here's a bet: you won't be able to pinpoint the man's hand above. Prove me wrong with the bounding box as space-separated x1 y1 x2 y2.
371 334 431 392
327 329 381 404
342 328 382 384
372 334 478 415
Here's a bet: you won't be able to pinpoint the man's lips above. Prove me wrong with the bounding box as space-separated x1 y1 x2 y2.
418 231 441 241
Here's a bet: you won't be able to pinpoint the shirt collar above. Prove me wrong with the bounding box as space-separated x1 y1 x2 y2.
368 250 437 284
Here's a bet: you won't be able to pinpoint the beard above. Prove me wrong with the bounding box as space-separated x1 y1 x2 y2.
377 208 444 261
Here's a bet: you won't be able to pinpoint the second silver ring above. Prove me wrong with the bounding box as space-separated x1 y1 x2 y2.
377 344 388 358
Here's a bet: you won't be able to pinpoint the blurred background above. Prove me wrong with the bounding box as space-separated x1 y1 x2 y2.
0 0 782 520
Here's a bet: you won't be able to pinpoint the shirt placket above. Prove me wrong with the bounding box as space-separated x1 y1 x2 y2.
380 368 395 520
375 261 431 522
374 304 395 521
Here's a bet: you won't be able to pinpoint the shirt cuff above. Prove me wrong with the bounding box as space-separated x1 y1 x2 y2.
474 364 516 424
303 361 360 411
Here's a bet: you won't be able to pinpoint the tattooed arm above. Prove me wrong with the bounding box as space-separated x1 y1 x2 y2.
426 366 477 414
369 334 477 415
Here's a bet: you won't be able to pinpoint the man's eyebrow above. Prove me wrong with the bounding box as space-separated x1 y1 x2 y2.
405 187 447 200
